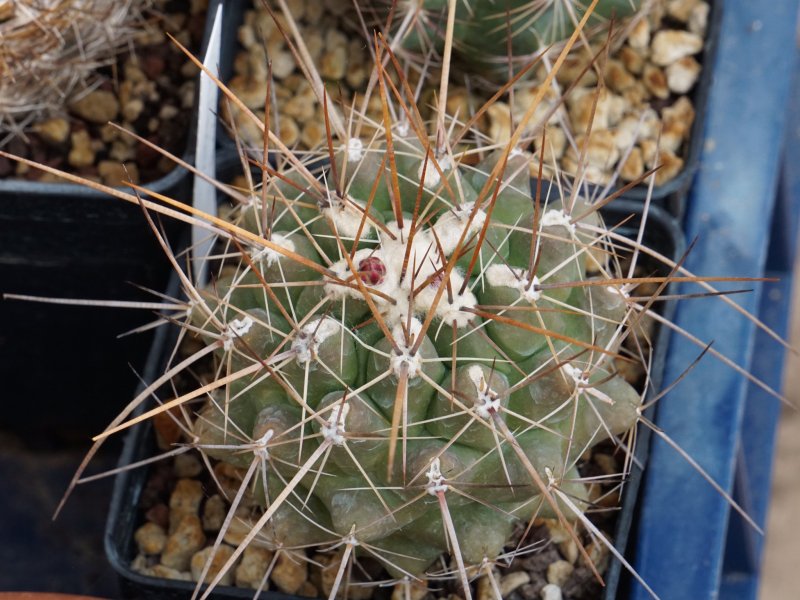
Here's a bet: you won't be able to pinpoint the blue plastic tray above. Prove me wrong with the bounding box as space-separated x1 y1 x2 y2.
629 1 800 598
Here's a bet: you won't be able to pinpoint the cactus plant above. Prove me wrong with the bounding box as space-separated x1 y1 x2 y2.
0 0 145 144
366 0 644 82
184 132 640 583
0 1 774 598
89 10 668 592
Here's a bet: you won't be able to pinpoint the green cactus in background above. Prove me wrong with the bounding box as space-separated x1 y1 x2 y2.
371 0 643 81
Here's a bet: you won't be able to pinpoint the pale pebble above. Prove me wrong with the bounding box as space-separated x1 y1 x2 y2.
69 89 120 124
169 479 204 529
320 45 347 80
122 99 145 122
68 130 95 168
222 515 256 547
190 544 237 585
643 64 669 99
272 51 296 80
619 46 646 76
546 560 574 587
651 30 704 66
98 160 139 186
667 0 700 23
33 118 70 145
313 551 372 599
110 139 137 162
391 578 428 600
161 514 206 571
202 494 226 532
666 56 702 94
628 17 651 50
541 583 563 600
689 2 711 36
134 522 167 556
653 149 685 186
150 564 192 581
235 544 275 589
229 74 267 110
500 571 531 596
277 116 300 147
534 125 567 163
604 59 636 93
272 551 308 595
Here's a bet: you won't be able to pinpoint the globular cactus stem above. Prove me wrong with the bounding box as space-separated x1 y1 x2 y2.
370 0 644 82
0 1 775 597
184 93 647 591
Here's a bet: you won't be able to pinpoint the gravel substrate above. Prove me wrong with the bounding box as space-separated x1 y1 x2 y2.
0 0 208 185
131 443 625 600
225 0 711 191
127 271 658 600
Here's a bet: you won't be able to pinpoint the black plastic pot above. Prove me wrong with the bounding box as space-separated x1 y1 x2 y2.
213 0 721 221
0 1 222 439
0 173 190 440
104 198 685 600
599 201 684 600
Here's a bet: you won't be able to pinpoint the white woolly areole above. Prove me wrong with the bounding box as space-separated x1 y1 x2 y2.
561 363 589 387
419 154 452 188
437 289 477 328
394 121 410 137
223 316 254 351
390 319 424 378
545 466 557 488
324 219 478 328
562 364 614 405
250 233 295 266
346 137 363 162
467 365 501 419
185 298 202 320
323 219 478 329
292 317 340 365
485 264 542 303
412 268 476 329
342 532 360 546
425 457 448 496
509 146 526 158
607 285 630 300
321 403 350 446
432 202 487 257
321 196 374 240
252 429 274 460
541 209 576 233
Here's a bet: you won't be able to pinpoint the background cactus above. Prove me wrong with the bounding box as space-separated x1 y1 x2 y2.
0 0 145 144
366 0 644 82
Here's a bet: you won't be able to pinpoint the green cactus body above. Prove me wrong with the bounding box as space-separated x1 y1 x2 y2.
378 0 642 82
190 134 642 579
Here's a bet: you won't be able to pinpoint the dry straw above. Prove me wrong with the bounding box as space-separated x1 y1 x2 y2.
0 0 145 144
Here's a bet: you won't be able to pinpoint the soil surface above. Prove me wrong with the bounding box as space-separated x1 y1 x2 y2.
0 0 208 186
